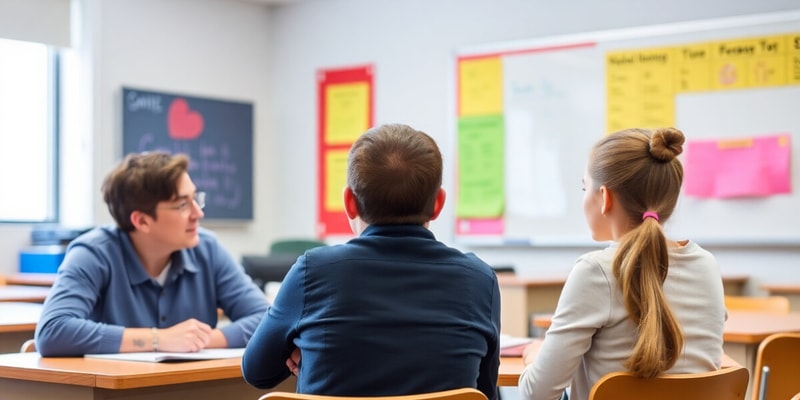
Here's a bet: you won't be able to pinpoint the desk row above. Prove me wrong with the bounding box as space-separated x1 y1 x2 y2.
0 338 746 400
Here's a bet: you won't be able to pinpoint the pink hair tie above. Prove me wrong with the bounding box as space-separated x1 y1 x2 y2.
642 211 659 222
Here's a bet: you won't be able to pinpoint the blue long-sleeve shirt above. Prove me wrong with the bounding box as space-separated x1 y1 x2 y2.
241 224 501 400
35 226 269 356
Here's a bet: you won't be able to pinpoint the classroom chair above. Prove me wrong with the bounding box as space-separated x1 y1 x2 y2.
259 388 488 400
724 295 790 314
490 265 516 275
20 339 36 353
241 254 298 290
588 366 749 400
752 333 800 400
268 239 327 256
241 239 326 290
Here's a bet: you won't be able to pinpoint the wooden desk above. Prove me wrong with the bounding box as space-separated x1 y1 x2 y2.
498 356 524 386
495 339 739 387
721 274 749 296
722 311 800 365
499 274 748 338
531 314 552 331
0 302 42 353
497 275 566 337
0 352 522 399
761 284 800 311
723 311 800 399
4 273 57 287
0 353 296 400
0 285 51 303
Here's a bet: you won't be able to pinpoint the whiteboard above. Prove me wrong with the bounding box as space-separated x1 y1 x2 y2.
452 11 800 246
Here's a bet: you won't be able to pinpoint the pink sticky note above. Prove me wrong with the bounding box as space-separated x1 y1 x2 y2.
684 133 791 198
456 218 505 235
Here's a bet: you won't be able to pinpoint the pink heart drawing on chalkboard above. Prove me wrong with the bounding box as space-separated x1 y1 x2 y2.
167 98 204 140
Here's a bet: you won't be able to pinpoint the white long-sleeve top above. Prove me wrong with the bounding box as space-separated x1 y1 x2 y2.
518 241 725 400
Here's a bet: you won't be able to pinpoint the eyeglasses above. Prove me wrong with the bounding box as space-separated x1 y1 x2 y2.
160 191 206 213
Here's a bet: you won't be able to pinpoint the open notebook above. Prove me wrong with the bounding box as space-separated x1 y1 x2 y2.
84 347 245 363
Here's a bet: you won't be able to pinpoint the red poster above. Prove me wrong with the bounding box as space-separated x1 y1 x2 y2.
316 65 374 237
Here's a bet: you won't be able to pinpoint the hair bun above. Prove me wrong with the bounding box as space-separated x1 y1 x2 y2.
650 127 685 161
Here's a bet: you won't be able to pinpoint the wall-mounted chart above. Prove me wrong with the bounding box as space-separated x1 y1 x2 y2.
453 11 800 246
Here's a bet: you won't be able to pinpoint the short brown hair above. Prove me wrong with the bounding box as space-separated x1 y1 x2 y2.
102 152 190 231
346 124 443 225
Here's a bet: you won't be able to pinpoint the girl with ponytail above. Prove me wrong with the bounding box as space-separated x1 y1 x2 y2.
519 128 726 400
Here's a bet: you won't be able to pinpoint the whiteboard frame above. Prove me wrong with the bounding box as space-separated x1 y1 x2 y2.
450 10 800 247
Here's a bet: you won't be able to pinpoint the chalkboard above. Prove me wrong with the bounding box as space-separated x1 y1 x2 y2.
122 87 253 220
453 11 800 246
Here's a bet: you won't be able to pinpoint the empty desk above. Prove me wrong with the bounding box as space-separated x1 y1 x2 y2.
4 273 57 287
0 302 42 353
723 311 800 399
761 284 800 311
0 285 51 303
497 275 566 337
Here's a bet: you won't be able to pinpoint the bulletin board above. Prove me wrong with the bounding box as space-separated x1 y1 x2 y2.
316 65 374 237
453 11 800 246
122 87 254 220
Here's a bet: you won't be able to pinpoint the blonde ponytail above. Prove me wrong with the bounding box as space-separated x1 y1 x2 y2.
613 218 684 378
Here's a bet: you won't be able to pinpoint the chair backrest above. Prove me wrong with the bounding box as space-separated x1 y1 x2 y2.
490 265 516 275
241 254 298 289
258 388 488 400
752 333 800 400
589 366 749 400
724 295 790 314
269 239 326 257
20 338 36 352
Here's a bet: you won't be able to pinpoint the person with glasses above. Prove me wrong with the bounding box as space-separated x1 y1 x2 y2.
35 151 270 356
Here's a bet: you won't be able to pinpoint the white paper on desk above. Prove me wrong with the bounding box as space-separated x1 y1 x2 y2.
84 348 245 363
500 334 533 348
499 334 534 357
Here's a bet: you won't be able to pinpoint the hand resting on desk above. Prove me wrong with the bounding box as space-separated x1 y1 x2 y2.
121 318 225 353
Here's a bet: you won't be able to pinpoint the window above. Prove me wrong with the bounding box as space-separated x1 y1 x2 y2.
0 38 59 222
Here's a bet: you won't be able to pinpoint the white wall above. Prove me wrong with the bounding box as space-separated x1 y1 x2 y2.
1 0 798 293
94 0 277 258
267 0 800 292
0 0 276 274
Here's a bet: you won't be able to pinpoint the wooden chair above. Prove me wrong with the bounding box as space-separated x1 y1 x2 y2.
259 388 488 400
588 366 749 400
724 295 790 314
20 338 36 353
752 333 800 400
